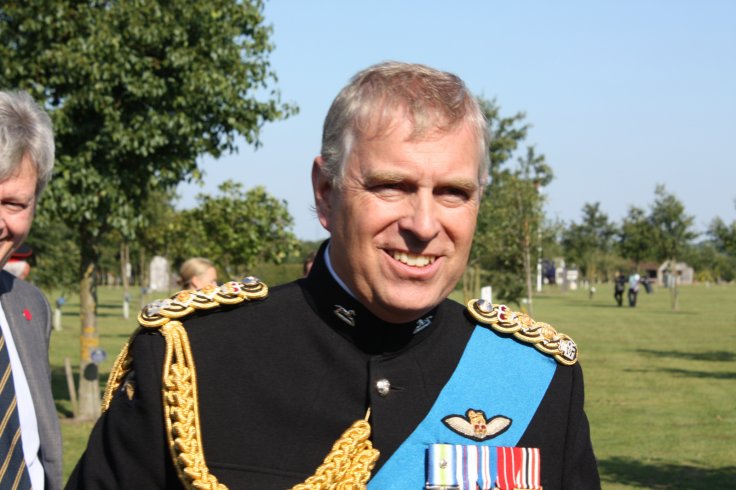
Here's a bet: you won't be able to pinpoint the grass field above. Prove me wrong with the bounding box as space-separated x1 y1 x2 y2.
48 282 736 488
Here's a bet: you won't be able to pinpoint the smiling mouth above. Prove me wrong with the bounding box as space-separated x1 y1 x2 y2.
390 251 436 267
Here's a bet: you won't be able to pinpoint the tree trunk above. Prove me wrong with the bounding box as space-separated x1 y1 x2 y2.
120 242 130 319
139 247 147 308
120 242 130 291
77 228 101 421
670 257 679 311
522 220 534 316
462 262 482 304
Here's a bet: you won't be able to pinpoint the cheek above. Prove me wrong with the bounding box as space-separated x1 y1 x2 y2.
9 213 35 240
444 208 478 244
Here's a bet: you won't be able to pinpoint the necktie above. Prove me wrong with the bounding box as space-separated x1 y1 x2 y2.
0 329 31 489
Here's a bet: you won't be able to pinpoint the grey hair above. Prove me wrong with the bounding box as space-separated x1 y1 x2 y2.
320 61 489 189
0 91 55 198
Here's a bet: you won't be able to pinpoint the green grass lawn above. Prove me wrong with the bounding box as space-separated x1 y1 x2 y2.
49 283 736 488
533 283 736 489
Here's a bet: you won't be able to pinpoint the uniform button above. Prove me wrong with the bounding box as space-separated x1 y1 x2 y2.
376 378 391 397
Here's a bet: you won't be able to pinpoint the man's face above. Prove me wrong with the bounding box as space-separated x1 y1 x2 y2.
314 117 481 323
0 155 37 269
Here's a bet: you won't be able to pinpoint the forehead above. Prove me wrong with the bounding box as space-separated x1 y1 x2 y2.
0 155 38 194
350 117 480 172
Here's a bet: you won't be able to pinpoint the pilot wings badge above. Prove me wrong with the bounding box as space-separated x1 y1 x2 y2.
441 408 512 442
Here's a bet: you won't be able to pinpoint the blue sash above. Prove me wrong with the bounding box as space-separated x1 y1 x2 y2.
368 325 556 489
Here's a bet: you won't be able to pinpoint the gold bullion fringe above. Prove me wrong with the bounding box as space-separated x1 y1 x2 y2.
291 409 380 490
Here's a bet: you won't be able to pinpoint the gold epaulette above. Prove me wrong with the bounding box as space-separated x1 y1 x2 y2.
102 277 268 490
102 277 379 490
467 299 578 366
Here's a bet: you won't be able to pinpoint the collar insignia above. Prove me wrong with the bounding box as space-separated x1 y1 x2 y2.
333 305 356 326
441 408 511 442
413 315 434 334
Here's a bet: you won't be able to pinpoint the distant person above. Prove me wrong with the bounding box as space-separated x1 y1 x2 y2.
641 276 653 294
178 257 218 290
614 272 626 307
0 90 63 489
628 271 641 307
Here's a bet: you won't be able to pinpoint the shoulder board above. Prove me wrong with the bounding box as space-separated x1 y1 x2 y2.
466 299 578 365
103 276 268 489
138 276 269 329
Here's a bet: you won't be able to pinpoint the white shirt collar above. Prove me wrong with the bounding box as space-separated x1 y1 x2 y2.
323 242 357 300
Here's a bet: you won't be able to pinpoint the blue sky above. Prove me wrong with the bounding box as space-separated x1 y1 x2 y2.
177 0 736 241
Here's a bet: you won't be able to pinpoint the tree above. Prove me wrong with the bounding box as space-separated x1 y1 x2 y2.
683 241 735 283
709 208 736 259
172 181 299 279
24 208 80 296
649 185 697 310
468 98 553 309
1 0 295 420
561 202 616 283
617 206 655 270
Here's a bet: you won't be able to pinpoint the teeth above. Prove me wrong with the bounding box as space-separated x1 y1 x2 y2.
391 251 435 267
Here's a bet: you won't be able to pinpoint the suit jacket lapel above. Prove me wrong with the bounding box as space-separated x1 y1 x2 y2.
0 271 62 489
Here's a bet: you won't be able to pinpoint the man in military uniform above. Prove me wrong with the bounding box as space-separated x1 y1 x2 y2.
68 62 600 489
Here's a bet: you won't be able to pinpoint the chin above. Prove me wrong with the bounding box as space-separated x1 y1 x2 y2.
378 296 440 323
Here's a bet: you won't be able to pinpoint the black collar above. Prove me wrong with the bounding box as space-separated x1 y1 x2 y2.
299 241 443 356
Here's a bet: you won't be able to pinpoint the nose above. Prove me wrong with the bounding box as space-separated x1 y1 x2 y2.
398 191 441 243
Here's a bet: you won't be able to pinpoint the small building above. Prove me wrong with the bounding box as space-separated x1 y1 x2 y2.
657 261 694 286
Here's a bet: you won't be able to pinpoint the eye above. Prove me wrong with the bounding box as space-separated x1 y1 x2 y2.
436 186 471 205
1 201 29 212
369 182 407 198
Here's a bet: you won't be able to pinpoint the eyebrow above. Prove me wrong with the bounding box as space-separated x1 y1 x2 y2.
362 170 479 194
362 170 407 186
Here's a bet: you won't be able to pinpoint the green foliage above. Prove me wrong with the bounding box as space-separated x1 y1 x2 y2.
474 149 551 306
1 0 295 418
561 202 617 281
469 99 551 307
648 185 698 310
25 207 79 295
649 184 698 264
478 98 529 176
616 206 655 269
171 180 300 280
683 241 736 283
709 214 736 258
248 262 303 287
0 0 295 243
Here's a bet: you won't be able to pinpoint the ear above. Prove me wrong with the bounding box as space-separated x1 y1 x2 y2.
312 156 333 231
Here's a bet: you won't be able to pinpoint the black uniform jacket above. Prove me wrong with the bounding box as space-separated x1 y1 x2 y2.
67 248 600 489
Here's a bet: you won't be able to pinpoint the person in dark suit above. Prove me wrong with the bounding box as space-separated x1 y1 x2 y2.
69 62 600 490
0 90 62 489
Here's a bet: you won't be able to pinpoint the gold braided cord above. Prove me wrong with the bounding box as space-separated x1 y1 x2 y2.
99 277 382 489
161 320 225 490
291 410 380 490
102 327 140 411
101 278 269 414
467 299 579 366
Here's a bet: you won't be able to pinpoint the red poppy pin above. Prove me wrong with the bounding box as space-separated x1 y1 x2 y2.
23 309 32 321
